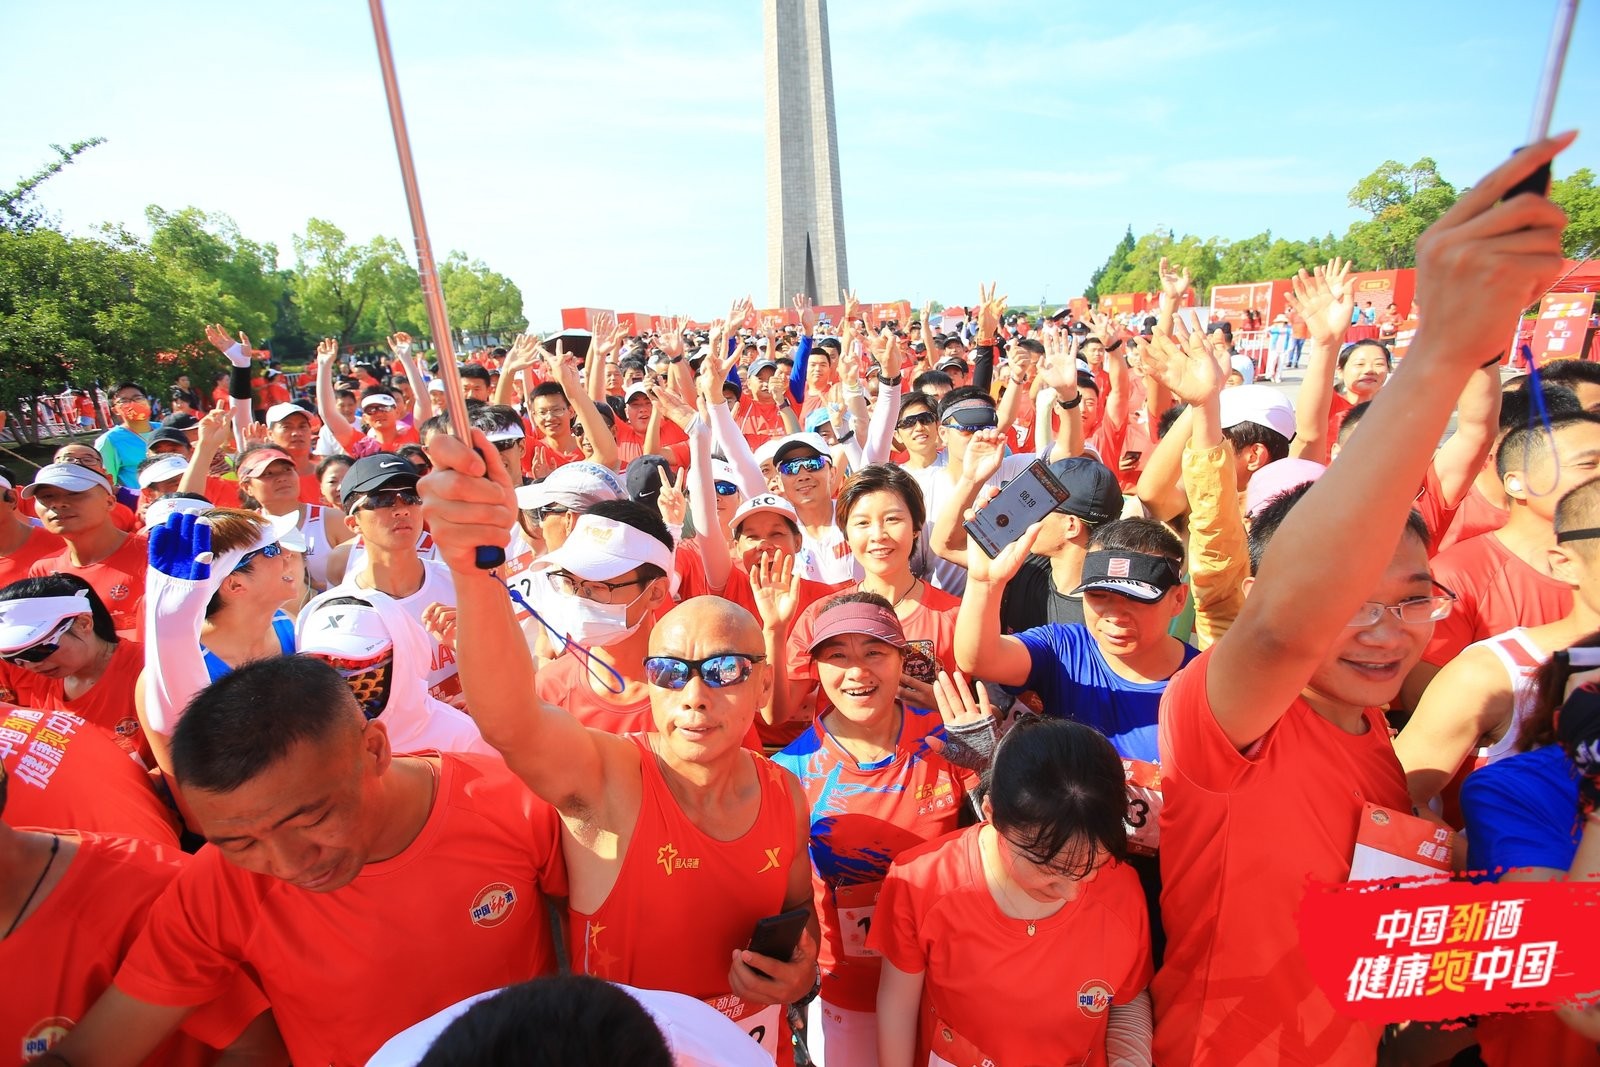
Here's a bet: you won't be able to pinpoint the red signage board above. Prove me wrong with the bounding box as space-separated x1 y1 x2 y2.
1530 292 1597 365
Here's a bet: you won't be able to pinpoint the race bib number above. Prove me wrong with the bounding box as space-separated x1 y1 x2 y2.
1123 759 1162 856
704 995 781 1060
1349 802 1454 883
925 1006 997 1067
835 881 881 959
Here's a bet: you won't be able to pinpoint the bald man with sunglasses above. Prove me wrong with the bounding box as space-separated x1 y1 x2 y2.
423 429 818 1066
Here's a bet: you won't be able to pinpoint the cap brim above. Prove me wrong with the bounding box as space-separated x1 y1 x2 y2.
1069 578 1168 603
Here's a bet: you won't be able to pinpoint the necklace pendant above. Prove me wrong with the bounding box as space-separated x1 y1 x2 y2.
1026 921 1036 937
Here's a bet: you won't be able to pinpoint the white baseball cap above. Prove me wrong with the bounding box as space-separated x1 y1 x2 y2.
137 454 191 489
486 423 525 444
359 393 398 410
1219 385 1297 441
298 597 393 665
514 462 626 513
143 495 214 528
527 514 673 582
426 378 445 393
265 402 318 428
0 590 93 655
22 463 113 499
731 492 800 534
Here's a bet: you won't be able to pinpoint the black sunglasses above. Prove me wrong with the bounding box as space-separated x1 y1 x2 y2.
644 653 765 690
714 481 740 497
354 488 422 511
897 411 937 430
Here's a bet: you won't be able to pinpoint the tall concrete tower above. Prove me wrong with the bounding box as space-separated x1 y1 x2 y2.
763 0 849 308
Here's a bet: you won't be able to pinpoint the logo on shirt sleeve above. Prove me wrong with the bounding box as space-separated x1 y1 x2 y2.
1077 979 1115 1017
469 882 517 927
22 1017 74 1059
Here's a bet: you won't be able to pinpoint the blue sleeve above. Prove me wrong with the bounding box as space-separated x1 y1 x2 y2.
1014 624 1075 711
790 335 813 405
1461 759 1580 875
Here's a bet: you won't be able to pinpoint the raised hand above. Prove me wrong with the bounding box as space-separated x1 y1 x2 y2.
542 340 574 385
961 427 1007 486
837 336 862 391
925 670 1000 771
963 507 1044 586
1157 257 1191 303
1037 326 1079 395
421 602 458 652
419 428 516 576
242 420 268 447
591 311 627 359
656 466 688 529
793 294 819 336
502 333 541 376
919 301 933 334
877 328 904 381
195 406 231 452
975 282 1007 342
658 317 687 360
205 324 252 368
727 296 755 335
1141 326 1225 406
748 548 801 630
841 289 861 325
649 384 698 433
387 332 413 359
148 511 215 582
315 337 339 367
1090 311 1118 345
1284 259 1355 343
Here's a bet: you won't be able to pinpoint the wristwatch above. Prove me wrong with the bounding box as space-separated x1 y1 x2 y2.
1056 394 1082 410
880 373 903 387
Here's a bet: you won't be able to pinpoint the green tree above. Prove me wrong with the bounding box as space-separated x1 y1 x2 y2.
439 251 527 346
0 138 104 234
292 218 415 348
145 205 281 339
1343 158 1457 270
1085 226 1136 303
1551 168 1600 261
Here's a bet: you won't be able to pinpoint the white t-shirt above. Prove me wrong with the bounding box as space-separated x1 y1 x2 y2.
797 522 860 586
364 983 772 1067
336 557 460 703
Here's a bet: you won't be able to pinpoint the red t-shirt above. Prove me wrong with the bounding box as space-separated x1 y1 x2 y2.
773 707 974 1012
870 824 1151 1066
737 400 787 441
611 418 688 468
715 565 841 633
527 438 586 476
1418 472 1509 558
1477 1011 1600 1067
0 832 266 1065
570 735 800 1064
0 704 180 847
0 525 66 588
1423 533 1572 668
30 531 149 639
113 753 567 1067
1153 648 1406 1065
1328 391 1355 449
0 639 150 766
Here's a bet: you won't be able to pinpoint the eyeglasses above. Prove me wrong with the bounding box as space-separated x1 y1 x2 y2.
531 505 569 524
777 456 829 477
232 542 283 574
897 411 937 430
941 417 999 434
492 438 522 453
360 405 393 416
354 488 422 511
2 617 76 666
546 570 648 604
644 653 765 690
714 481 740 497
1347 585 1458 627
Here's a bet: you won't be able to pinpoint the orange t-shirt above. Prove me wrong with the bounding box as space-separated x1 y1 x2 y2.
0 525 66 588
571 734 800 1064
298 472 325 506
0 704 179 847
774 707 974 1012
0 832 266 1065
1153 648 1407 1066
29 531 149 639
715 566 841 632
611 418 688 468
870 824 1151 1066
113 753 567 1067
0 639 151 766
1424 532 1572 668
1426 480 1509 557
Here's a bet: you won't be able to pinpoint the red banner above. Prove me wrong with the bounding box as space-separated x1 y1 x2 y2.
1299 877 1600 1023
1530 292 1597 366
872 301 911 326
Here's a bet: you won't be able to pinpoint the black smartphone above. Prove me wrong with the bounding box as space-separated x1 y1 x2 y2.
745 907 810 978
963 459 1071 560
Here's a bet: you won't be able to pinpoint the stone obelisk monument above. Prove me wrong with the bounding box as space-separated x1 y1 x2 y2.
763 0 849 308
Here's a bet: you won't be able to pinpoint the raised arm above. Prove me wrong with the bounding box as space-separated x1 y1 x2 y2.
858 330 904 466
1155 256 1191 337
389 332 432 424
587 312 627 407
971 282 1005 394
420 428 618 812
178 408 232 499
1287 260 1355 464
1206 135 1575 749
1430 363 1502 507
314 338 360 450
494 335 539 409
550 341 617 470
203 323 256 452
1037 327 1084 461
928 428 1006 566
952 519 1044 685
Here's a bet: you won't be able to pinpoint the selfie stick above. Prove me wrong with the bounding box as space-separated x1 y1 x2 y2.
1506 0 1579 199
368 0 503 569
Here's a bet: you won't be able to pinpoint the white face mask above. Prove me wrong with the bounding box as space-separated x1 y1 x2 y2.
545 582 650 649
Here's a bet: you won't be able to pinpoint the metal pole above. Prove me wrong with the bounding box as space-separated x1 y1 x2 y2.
367 0 502 568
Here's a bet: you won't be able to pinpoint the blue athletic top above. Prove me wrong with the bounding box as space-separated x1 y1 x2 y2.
200 610 297 682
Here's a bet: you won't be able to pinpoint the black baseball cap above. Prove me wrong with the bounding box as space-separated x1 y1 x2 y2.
162 412 200 430
147 427 194 450
1071 549 1182 603
339 453 418 507
1047 457 1123 525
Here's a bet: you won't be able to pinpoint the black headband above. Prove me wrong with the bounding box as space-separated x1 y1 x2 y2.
1556 527 1600 544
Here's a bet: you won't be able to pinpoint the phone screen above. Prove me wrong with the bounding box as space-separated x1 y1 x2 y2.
962 460 1071 560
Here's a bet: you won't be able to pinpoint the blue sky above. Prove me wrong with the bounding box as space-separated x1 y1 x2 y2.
4 1 1597 328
